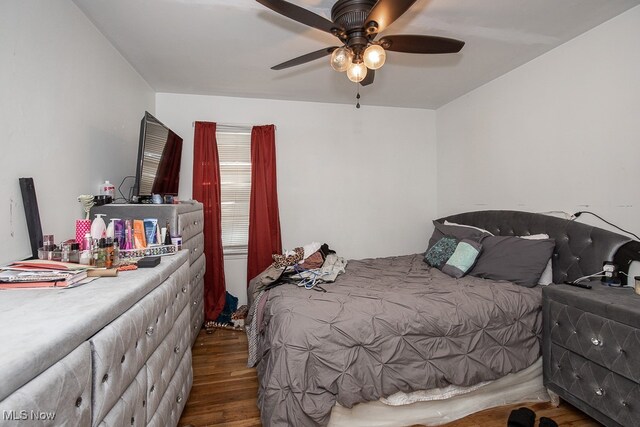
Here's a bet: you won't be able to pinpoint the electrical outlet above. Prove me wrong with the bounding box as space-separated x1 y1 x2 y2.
602 261 621 286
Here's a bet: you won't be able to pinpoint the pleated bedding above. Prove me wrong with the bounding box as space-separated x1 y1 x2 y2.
252 254 542 426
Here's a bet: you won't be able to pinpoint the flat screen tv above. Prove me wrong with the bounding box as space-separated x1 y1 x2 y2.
134 112 183 198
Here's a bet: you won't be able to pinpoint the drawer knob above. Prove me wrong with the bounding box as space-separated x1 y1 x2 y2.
595 388 605 396
591 337 603 346
146 326 154 336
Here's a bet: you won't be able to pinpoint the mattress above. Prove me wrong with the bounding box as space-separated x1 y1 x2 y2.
254 254 543 426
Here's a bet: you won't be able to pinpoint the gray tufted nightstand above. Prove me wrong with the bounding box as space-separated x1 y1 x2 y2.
543 284 640 427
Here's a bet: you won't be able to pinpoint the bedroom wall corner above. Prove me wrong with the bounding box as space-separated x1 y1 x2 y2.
156 93 437 304
0 0 155 265
435 5 640 235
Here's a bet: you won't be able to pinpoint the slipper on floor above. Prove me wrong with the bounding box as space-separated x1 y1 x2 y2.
539 417 558 427
508 407 536 427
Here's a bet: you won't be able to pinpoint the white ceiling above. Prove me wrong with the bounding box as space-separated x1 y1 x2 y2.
72 0 639 109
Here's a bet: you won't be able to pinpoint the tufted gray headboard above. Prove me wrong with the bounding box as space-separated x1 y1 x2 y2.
438 210 631 284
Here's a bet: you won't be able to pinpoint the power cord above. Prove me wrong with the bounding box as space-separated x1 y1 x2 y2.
116 176 136 203
573 211 640 241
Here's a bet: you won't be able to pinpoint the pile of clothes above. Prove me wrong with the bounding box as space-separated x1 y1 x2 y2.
246 242 347 367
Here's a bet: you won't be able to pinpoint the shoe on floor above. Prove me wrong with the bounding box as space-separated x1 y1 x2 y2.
508 407 536 427
539 417 558 427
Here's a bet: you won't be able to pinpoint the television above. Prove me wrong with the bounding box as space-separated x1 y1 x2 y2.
134 112 183 199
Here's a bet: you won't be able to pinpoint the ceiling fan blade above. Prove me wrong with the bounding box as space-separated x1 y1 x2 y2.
360 69 375 86
379 34 465 54
256 0 339 34
365 0 419 34
271 47 338 70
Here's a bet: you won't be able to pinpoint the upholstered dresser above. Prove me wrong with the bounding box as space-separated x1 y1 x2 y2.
543 284 640 427
92 201 205 345
0 251 192 426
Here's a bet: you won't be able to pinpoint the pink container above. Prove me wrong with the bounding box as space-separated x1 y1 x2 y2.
75 219 92 250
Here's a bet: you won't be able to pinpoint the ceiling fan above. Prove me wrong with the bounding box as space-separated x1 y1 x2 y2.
256 0 465 86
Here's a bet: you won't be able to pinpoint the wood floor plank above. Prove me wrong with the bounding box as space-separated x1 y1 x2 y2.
179 329 602 427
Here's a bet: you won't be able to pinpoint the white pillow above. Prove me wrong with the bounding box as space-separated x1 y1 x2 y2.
518 233 553 285
444 220 494 235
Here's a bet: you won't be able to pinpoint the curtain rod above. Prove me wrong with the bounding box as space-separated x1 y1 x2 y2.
191 121 276 130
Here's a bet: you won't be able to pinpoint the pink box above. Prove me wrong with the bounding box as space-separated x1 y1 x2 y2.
75 219 92 250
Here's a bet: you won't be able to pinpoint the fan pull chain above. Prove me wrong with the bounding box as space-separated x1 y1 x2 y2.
356 86 361 109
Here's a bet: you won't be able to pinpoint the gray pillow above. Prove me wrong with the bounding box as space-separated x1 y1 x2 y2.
442 239 483 278
427 221 491 252
469 236 555 287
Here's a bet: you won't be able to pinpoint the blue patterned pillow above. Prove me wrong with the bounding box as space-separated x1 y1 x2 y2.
424 237 459 269
442 239 483 278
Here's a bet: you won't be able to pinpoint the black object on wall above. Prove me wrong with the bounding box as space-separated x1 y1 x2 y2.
19 177 43 260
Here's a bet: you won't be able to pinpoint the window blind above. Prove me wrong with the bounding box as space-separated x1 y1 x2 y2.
217 125 251 255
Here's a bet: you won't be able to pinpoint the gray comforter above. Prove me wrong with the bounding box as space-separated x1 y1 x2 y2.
253 254 542 426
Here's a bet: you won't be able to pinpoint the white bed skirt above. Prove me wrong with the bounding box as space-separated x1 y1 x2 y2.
328 357 549 427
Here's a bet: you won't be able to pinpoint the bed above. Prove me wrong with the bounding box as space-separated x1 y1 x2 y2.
248 210 631 427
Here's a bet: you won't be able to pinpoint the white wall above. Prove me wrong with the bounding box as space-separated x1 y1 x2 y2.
437 5 640 235
0 0 155 265
157 94 437 303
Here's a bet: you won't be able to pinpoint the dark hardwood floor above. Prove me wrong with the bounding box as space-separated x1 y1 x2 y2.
179 329 600 427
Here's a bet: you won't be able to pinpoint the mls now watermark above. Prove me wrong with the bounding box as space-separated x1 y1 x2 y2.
3 410 56 421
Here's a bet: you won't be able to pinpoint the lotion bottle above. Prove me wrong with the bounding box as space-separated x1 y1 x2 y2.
91 214 107 240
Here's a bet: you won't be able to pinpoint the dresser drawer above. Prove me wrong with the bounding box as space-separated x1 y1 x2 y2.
548 299 640 383
0 343 91 427
178 210 204 244
548 342 640 427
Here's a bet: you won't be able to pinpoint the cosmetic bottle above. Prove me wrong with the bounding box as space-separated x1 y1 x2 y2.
79 250 91 265
164 221 173 246
106 219 118 240
96 238 107 268
123 220 133 250
69 243 80 263
91 214 107 240
112 239 120 266
83 233 93 252
100 181 115 199
105 239 112 268
61 243 70 263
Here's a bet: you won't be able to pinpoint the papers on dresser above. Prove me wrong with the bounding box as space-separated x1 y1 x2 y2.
0 266 90 289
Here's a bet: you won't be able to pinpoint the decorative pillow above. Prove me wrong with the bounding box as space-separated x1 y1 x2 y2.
442 239 483 278
519 234 553 285
469 236 555 287
427 221 492 253
424 237 459 269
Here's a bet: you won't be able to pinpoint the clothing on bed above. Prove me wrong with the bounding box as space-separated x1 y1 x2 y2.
251 254 542 427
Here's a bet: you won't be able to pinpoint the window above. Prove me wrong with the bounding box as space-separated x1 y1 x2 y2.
217 125 252 255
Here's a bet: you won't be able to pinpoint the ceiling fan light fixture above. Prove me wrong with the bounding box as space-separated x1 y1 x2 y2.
363 44 386 70
330 47 353 72
347 62 367 83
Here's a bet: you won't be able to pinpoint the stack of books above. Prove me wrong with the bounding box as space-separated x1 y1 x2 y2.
0 260 91 289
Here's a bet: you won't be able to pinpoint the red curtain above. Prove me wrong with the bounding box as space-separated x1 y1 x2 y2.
247 125 282 285
192 122 226 321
